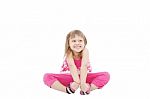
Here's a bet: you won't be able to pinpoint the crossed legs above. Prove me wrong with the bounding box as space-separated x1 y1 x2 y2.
43 72 110 94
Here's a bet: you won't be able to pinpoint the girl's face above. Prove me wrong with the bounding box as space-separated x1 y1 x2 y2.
69 35 85 53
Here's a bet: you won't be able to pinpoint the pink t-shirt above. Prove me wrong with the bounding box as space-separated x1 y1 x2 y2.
60 58 92 72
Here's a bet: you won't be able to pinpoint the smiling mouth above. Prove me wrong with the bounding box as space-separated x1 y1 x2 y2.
74 46 82 49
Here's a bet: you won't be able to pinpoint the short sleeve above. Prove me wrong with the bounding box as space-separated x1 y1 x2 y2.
60 59 70 72
87 59 92 72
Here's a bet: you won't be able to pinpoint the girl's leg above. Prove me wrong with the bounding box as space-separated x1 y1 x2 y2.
43 73 79 93
90 83 98 91
50 80 67 92
86 72 110 91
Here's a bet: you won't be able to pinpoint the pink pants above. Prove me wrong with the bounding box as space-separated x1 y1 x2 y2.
43 72 110 89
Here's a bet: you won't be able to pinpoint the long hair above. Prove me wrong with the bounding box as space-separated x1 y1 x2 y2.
64 30 87 58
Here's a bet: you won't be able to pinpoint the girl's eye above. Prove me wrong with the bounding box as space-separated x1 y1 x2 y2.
72 40 76 42
79 40 83 42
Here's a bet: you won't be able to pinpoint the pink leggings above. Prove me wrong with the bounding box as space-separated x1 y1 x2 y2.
43 72 110 89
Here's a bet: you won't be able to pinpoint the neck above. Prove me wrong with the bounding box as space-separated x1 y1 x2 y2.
73 51 81 59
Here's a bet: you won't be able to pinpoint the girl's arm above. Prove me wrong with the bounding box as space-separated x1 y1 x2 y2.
80 48 89 84
67 52 80 84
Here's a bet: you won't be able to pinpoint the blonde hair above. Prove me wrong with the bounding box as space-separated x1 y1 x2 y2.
64 30 87 57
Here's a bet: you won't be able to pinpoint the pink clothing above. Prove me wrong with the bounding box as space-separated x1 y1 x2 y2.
43 72 110 89
61 59 92 72
43 58 110 89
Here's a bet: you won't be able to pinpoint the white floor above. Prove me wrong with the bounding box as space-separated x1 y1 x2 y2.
0 64 149 99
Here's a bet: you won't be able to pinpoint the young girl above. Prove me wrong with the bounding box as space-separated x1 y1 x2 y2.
43 30 110 95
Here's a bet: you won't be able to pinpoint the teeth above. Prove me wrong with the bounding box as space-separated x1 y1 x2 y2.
75 46 80 47
76 46 81 48
74 46 81 49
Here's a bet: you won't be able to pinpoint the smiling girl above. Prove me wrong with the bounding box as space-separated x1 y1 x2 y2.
43 30 110 95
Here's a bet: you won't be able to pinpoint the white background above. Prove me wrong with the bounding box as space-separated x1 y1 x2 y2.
0 0 150 99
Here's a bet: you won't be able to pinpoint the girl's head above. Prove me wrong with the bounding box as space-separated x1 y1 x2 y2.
64 30 87 57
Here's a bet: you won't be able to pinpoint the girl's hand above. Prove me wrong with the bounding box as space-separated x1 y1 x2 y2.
71 82 80 90
80 83 90 92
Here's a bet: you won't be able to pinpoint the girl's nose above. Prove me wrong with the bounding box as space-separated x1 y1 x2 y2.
75 41 79 44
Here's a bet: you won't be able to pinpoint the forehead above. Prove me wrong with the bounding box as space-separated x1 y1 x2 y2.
70 35 84 40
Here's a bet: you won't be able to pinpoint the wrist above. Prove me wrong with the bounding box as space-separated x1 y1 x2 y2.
74 81 80 85
80 82 86 85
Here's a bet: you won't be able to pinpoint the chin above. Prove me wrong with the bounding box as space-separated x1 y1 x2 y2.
75 49 83 53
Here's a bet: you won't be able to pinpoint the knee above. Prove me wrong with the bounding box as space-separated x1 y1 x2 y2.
103 72 110 83
43 73 54 81
43 73 56 86
97 72 110 83
91 72 110 89
43 73 49 82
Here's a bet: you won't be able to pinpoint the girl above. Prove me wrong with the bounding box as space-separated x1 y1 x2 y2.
43 30 110 95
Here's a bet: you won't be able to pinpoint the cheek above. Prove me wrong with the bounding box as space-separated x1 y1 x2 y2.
69 44 74 49
69 42 73 46
81 43 85 46
70 43 74 47
80 44 84 48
